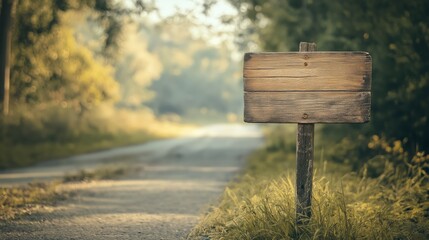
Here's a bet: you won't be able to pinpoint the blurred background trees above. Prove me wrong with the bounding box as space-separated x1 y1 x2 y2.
0 0 242 168
146 16 241 120
2 0 149 114
1 0 242 118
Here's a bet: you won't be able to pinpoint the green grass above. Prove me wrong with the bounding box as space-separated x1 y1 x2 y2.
189 126 429 239
0 165 138 220
0 131 155 169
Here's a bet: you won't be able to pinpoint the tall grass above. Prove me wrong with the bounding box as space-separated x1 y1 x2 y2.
189 126 429 239
0 104 193 169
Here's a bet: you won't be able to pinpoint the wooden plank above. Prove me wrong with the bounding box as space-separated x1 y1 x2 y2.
244 52 371 70
244 91 371 123
244 76 369 92
243 52 371 92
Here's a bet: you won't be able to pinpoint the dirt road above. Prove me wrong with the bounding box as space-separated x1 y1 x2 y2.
0 124 263 240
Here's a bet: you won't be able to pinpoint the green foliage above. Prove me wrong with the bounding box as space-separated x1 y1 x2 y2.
6 0 155 110
232 0 429 151
11 0 121 110
263 125 295 153
12 0 149 55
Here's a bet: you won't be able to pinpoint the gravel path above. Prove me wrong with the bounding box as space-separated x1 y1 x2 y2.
0 124 263 240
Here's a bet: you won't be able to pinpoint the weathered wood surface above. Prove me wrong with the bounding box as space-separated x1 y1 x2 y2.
243 49 372 123
244 52 371 92
296 42 316 225
244 91 371 123
296 123 314 224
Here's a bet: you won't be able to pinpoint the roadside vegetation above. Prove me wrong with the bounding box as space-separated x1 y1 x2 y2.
0 106 191 169
0 1 240 170
0 164 137 220
189 126 429 239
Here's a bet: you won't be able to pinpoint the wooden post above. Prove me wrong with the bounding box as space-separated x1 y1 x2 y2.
296 42 316 224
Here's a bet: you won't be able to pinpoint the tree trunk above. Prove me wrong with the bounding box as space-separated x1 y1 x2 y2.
0 0 16 116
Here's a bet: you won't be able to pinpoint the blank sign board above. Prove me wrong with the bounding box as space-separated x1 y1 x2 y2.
243 52 372 123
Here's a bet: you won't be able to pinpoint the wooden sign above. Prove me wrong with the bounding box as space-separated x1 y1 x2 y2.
243 42 372 225
244 52 372 123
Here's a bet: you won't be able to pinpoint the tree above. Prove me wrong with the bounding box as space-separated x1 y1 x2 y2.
0 0 16 115
0 0 152 115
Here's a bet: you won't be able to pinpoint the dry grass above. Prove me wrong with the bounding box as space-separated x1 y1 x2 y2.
0 182 67 220
189 126 429 240
0 164 137 221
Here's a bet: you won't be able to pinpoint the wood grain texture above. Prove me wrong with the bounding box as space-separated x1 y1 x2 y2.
244 91 371 123
243 52 371 91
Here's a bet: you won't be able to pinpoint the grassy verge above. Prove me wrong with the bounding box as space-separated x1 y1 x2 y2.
0 131 156 169
0 182 69 221
0 106 194 169
189 126 429 239
0 165 138 220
